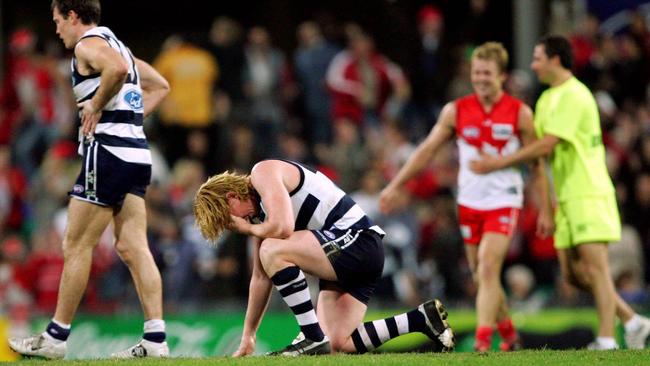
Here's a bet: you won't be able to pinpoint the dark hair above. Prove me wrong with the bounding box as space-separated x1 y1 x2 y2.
51 0 101 25
537 35 573 70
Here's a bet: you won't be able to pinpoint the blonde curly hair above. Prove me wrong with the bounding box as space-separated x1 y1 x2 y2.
193 171 251 242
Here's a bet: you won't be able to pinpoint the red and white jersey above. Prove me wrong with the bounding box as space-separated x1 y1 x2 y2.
455 93 524 210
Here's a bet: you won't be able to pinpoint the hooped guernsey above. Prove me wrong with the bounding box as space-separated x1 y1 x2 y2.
256 160 385 238
71 26 150 165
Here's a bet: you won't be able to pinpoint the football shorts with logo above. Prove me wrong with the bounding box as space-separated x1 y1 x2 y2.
311 228 384 304
458 205 520 245
70 140 151 207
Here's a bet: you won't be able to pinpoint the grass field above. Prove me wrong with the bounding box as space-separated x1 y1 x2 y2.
12 350 650 366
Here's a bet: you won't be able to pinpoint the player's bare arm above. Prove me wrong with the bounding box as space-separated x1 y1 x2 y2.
379 101 456 214
75 37 128 137
134 58 169 118
231 161 296 239
517 105 555 237
234 238 273 357
470 131 560 174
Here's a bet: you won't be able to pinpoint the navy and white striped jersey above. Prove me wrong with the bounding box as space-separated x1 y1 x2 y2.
72 26 151 165
264 161 385 236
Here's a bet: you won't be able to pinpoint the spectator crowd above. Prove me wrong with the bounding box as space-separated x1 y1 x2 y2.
0 3 649 337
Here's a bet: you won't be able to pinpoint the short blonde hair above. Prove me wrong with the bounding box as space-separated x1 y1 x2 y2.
472 41 509 73
193 171 251 242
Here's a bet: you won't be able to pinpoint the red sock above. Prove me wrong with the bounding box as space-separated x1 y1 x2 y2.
475 326 493 350
497 318 517 343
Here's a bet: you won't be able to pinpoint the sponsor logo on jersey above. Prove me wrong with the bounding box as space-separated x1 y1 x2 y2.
124 89 143 111
491 123 513 140
323 230 336 239
462 127 480 139
73 184 84 194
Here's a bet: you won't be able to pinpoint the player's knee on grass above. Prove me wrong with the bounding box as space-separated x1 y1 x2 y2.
328 334 349 353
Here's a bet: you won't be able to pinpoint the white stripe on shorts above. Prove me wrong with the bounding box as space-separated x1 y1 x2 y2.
93 141 98 201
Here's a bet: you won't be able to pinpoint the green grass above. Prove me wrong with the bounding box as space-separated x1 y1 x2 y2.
11 350 650 366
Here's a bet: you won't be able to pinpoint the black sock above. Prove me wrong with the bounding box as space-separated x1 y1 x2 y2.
46 321 70 342
143 332 166 343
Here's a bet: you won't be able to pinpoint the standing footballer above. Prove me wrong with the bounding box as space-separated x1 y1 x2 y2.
471 35 650 350
10 0 170 359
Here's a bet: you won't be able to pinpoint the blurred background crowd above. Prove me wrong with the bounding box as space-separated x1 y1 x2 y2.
0 0 649 337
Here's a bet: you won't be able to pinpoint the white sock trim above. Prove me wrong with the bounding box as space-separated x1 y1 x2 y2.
51 319 71 329
144 319 166 333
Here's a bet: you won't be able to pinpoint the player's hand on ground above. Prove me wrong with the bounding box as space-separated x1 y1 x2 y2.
536 209 555 238
469 152 502 174
77 99 102 138
232 335 256 357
